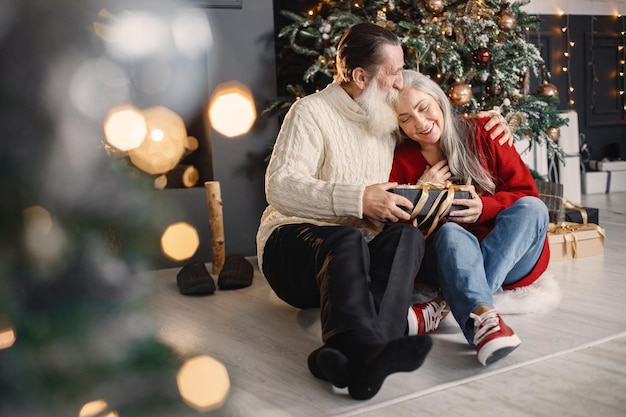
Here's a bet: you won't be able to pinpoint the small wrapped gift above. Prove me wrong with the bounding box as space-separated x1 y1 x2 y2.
389 182 470 238
548 222 606 262
564 200 599 225
536 180 565 223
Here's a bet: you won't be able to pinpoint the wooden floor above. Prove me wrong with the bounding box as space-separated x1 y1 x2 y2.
146 192 626 417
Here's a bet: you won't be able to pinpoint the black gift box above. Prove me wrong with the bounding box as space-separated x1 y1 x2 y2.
565 207 599 225
389 187 470 217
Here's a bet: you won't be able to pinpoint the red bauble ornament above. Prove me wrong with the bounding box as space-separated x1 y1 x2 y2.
486 82 503 97
448 83 472 106
474 47 492 65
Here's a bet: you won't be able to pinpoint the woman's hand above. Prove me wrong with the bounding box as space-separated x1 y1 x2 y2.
419 159 451 183
447 185 482 223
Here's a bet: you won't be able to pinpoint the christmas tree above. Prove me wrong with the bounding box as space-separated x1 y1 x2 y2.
0 1 227 415
268 0 567 161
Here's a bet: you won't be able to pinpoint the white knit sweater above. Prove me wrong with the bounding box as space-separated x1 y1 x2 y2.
256 82 396 270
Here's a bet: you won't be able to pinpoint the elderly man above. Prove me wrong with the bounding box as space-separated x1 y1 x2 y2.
257 22 508 400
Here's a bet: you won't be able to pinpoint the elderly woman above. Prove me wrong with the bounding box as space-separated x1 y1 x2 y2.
390 70 550 366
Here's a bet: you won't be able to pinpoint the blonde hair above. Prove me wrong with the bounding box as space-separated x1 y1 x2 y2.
397 70 496 194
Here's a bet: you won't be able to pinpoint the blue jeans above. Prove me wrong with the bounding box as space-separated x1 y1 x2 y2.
424 196 548 344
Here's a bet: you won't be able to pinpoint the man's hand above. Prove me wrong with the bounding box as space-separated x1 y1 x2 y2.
363 182 412 223
478 110 513 146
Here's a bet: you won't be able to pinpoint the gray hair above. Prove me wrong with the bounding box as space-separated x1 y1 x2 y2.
397 70 495 194
335 23 401 85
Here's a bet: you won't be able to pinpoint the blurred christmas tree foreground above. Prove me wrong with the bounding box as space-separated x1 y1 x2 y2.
267 0 567 160
0 1 226 416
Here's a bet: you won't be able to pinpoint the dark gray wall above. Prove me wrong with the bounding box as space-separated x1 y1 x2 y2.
154 1 277 269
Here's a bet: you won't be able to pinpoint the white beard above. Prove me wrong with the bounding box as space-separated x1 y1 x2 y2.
356 81 399 138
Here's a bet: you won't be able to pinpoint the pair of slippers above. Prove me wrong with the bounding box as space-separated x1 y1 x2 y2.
176 255 254 295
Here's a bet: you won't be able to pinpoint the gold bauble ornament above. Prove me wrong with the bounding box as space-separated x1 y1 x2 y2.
498 11 516 30
546 127 561 141
448 82 472 106
425 0 445 14
536 82 559 98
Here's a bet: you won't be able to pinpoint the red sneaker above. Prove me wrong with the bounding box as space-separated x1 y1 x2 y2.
470 310 521 366
408 298 449 335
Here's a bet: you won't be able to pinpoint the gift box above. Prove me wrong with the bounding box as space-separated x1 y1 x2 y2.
390 186 470 217
390 185 471 238
548 222 606 262
564 205 599 225
535 180 565 223
582 171 626 194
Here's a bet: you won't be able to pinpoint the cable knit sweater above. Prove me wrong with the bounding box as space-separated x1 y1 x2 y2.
256 82 396 271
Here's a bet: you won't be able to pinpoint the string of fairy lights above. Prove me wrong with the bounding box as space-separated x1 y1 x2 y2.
621 14 626 111
546 8 626 113
561 13 575 108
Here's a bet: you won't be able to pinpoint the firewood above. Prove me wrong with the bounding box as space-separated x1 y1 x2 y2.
204 181 225 275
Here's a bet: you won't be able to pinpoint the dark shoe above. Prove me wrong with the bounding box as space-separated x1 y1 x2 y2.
218 255 254 289
176 261 216 295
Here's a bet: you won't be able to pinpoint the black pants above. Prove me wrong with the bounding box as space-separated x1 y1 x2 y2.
262 223 425 345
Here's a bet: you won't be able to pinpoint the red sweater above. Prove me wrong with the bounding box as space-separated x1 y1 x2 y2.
389 117 550 290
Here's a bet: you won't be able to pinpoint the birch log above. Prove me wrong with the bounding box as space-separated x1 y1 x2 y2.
204 181 225 275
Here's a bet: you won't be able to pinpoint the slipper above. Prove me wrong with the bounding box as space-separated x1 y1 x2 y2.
218 255 254 290
176 261 216 295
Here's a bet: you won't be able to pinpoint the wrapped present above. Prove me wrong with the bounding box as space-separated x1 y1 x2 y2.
548 222 606 262
564 200 599 225
535 180 565 223
390 182 470 238
582 170 626 194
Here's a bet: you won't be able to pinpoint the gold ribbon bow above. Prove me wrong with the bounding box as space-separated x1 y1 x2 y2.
404 180 462 239
564 200 588 225
547 221 606 259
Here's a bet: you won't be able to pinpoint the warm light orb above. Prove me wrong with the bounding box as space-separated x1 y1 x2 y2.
101 11 169 60
128 106 187 174
208 81 256 138
171 9 213 58
177 355 230 412
0 323 16 350
79 399 118 417
22 205 66 269
104 105 147 151
161 222 200 261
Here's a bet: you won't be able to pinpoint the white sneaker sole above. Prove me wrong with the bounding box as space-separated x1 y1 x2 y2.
477 334 522 366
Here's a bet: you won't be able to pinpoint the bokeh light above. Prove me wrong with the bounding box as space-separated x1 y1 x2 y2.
171 9 213 58
0 321 16 350
22 205 67 270
78 399 118 417
177 355 230 412
104 105 147 151
161 222 199 261
208 81 257 138
127 106 187 174
100 11 170 60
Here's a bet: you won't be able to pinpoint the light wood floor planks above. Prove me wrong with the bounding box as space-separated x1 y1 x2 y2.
145 192 626 417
